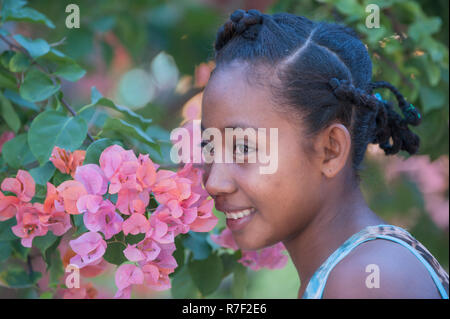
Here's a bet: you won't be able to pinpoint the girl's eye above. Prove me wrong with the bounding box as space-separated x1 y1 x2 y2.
200 140 214 155
234 142 255 156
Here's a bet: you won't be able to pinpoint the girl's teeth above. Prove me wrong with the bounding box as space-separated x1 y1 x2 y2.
225 208 254 219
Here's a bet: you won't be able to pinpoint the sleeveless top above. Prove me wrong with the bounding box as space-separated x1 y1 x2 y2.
301 224 449 299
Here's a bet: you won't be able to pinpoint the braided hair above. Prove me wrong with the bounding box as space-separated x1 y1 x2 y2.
211 9 422 182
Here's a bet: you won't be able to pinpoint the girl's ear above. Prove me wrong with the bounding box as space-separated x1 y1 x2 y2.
315 123 352 178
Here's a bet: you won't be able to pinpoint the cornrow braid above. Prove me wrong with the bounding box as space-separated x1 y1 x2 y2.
214 9 264 52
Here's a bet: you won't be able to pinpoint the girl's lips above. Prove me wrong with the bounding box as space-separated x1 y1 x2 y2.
226 209 257 232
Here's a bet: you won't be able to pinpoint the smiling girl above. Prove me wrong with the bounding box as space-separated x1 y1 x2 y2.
199 9 449 299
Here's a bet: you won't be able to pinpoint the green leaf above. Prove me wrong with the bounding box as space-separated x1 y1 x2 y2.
0 72 16 90
28 110 87 165
231 263 248 299
52 170 72 186
0 50 15 69
1 133 36 169
52 62 86 82
71 214 88 237
408 17 442 42
11 239 29 260
33 232 58 255
125 233 145 245
188 252 223 296
0 241 12 262
102 118 159 153
13 35 50 59
84 138 121 164
80 87 153 129
419 86 445 113
3 89 39 111
171 265 200 299
220 252 240 279
8 52 31 72
44 236 62 269
3 7 55 29
29 161 55 185
20 69 60 102
103 241 127 265
183 231 212 260
0 267 41 288
48 250 63 286
0 91 21 133
0 219 17 241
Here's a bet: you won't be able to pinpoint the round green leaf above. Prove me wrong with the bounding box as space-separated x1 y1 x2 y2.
1 133 35 169
13 35 50 59
188 252 223 296
28 110 87 165
20 69 60 102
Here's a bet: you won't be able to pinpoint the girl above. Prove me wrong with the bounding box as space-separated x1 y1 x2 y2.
200 9 449 299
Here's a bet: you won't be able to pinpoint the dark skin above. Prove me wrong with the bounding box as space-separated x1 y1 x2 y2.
201 60 442 299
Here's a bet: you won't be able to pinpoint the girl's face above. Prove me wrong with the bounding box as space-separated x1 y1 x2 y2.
201 62 325 250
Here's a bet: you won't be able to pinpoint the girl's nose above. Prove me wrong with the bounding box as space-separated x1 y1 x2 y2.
203 163 236 197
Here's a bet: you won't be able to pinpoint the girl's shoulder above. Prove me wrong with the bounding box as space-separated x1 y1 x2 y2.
307 224 449 299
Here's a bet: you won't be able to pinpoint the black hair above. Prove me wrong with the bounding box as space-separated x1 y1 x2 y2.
211 9 422 183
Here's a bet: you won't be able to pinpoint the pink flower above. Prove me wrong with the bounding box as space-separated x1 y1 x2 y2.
50 146 85 177
122 213 150 235
99 145 138 194
0 191 19 221
83 200 123 240
114 264 144 298
116 188 149 215
69 232 107 268
136 154 158 191
56 180 87 215
74 164 108 195
1 170 35 202
210 227 239 250
189 198 218 232
12 203 48 247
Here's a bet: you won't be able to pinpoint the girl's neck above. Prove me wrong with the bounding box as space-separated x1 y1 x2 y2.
282 184 386 298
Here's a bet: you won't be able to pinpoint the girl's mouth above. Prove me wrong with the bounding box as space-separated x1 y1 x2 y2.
225 207 257 231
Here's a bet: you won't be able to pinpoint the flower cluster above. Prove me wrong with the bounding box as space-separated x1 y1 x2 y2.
0 144 218 298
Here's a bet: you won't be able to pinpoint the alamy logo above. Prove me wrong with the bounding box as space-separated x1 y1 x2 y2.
65 264 80 288
65 4 80 29
365 4 380 29
365 263 380 288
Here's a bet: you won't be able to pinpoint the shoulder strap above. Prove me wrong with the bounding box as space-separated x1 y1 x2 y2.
302 224 449 299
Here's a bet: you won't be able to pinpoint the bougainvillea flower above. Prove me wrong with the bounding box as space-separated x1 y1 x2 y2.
238 242 289 271
115 188 149 215
50 146 85 177
136 154 158 191
142 265 172 291
136 237 161 262
122 213 150 236
189 198 217 232
76 194 103 215
1 170 35 202
82 199 122 239
0 191 19 221
44 210 71 236
56 180 87 214
12 203 48 247
74 164 108 195
123 244 147 262
210 227 239 250
114 263 144 298
99 145 138 194
69 231 107 268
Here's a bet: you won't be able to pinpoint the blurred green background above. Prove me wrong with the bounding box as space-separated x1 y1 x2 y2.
0 0 448 298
